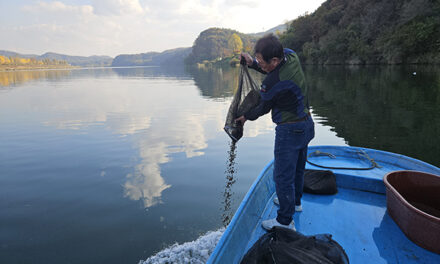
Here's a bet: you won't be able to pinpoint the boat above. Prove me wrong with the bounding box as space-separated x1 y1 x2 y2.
207 145 440 264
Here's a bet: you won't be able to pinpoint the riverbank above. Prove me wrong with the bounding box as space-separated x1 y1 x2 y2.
0 65 79 71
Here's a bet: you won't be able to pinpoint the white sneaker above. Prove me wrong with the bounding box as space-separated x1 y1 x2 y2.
273 197 303 212
261 218 296 231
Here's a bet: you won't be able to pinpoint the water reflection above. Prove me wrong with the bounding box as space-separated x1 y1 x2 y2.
187 66 275 138
112 66 190 79
0 66 276 210
124 143 171 208
187 66 237 99
0 69 72 87
0 66 189 88
222 141 237 227
305 65 440 166
187 65 264 100
4 64 435 216
123 112 210 207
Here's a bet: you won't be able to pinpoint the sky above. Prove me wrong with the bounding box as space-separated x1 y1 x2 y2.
0 0 326 57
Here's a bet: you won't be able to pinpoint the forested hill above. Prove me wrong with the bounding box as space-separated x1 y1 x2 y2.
39 52 113 66
249 23 288 38
185 28 257 64
279 0 440 64
111 47 191 67
0 50 112 66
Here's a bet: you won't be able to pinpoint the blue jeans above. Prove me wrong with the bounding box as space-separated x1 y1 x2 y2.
274 116 314 225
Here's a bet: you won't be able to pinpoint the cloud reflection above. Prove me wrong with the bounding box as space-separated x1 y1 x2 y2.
1 68 275 208
124 143 171 208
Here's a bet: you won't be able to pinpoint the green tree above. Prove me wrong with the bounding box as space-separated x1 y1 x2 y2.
279 0 440 64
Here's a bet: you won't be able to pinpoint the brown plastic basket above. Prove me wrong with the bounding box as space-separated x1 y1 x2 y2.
384 170 440 254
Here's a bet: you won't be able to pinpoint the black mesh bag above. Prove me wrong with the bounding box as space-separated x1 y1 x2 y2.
224 62 260 142
240 227 349 264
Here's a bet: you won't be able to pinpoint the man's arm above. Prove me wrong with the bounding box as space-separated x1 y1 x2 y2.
240 53 266 74
244 97 273 121
235 97 273 125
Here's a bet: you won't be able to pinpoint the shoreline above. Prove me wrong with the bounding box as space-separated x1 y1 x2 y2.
0 65 80 72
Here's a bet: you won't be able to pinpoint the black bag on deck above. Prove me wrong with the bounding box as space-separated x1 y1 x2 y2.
224 62 260 142
304 169 338 195
240 227 349 264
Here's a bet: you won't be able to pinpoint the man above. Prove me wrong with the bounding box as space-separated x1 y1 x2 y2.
236 34 314 231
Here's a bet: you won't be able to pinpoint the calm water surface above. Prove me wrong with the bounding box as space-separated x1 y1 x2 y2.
0 65 439 263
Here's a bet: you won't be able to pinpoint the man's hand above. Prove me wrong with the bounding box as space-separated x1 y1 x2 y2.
235 115 247 126
240 53 253 66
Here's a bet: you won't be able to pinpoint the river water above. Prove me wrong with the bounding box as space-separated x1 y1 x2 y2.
0 65 439 263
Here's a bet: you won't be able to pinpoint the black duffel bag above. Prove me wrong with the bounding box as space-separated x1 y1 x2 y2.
241 227 349 264
304 169 338 195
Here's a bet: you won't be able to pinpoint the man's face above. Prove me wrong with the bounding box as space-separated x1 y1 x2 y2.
255 53 280 73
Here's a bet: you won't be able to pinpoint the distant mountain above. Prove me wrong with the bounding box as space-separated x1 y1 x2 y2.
111 47 192 67
39 52 113 66
0 22 287 68
0 48 191 67
249 23 289 38
0 50 39 58
0 50 113 66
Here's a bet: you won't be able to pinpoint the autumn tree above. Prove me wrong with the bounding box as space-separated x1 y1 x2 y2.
0 55 70 67
0 55 11 65
228 33 243 54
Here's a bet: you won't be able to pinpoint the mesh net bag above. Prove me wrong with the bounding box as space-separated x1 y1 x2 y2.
224 63 260 142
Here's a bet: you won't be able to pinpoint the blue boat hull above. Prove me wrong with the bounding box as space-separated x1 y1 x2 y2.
208 145 440 264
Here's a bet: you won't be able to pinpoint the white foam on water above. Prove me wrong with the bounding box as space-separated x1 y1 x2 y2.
139 228 225 264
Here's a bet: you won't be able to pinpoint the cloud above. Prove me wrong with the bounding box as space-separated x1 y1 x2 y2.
6 0 208 56
2 0 325 56
223 0 260 7
92 0 146 15
22 1 94 24
10 1 143 56
23 1 93 13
